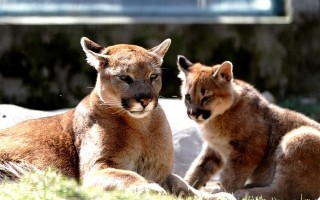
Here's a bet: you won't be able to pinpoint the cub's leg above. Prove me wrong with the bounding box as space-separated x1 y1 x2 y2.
184 144 223 189
220 141 266 193
235 126 320 200
82 164 166 194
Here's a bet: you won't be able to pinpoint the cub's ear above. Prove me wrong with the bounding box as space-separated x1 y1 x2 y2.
177 55 193 72
213 61 233 82
177 55 193 80
148 38 171 59
80 37 109 70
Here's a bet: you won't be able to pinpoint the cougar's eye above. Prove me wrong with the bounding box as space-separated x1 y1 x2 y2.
117 75 133 84
185 94 191 101
150 74 159 81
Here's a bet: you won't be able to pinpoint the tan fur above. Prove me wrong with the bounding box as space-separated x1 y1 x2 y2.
0 38 228 198
177 55 320 199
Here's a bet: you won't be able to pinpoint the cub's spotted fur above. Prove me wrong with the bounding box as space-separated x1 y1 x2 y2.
177 55 320 199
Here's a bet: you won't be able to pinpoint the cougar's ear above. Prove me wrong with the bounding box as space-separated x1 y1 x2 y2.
80 37 109 70
213 61 233 82
148 38 171 59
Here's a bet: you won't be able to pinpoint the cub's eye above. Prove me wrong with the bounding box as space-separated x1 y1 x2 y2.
201 88 206 95
201 96 213 105
185 94 191 101
150 74 159 81
117 75 133 84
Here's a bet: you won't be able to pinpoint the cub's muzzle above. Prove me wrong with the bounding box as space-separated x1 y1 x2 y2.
187 108 211 121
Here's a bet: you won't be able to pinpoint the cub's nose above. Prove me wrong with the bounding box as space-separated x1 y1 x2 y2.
187 108 211 120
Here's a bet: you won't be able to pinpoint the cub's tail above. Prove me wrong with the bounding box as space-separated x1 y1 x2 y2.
0 160 37 182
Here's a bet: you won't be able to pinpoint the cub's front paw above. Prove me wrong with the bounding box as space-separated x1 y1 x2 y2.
234 189 249 200
127 183 167 195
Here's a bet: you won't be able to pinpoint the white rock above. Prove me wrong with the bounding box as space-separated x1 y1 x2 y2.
158 99 204 176
0 104 66 129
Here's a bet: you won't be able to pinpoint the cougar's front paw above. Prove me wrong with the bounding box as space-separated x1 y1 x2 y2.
211 192 237 200
195 190 236 200
202 181 225 194
127 183 167 195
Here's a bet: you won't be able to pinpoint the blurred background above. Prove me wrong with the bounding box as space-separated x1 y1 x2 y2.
0 0 319 120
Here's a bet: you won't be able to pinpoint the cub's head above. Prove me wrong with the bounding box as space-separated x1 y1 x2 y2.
81 37 171 118
177 55 235 122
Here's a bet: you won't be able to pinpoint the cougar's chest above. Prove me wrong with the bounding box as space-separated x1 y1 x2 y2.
136 148 167 182
135 131 173 183
100 121 172 183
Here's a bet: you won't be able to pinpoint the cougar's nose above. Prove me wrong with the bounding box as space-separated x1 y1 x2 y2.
138 98 152 107
136 92 153 108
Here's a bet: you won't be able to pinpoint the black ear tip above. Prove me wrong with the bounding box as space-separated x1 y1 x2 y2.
177 55 193 70
80 37 90 45
177 55 186 63
80 37 103 53
177 54 184 58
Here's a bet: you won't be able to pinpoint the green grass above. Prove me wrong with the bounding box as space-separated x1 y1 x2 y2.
0 169 177 200
5 169 312 200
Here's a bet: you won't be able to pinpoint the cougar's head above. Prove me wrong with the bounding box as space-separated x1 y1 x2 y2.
81 37 171 118
177 55 235 122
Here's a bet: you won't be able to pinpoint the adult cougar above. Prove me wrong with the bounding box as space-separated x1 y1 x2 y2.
0 38 235 199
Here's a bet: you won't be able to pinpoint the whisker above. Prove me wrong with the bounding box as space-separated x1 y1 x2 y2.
99 99 121 107
97 100 127 114
99 102 119 107
111 108 127 116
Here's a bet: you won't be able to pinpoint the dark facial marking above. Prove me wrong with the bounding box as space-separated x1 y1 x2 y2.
187 108 211 120
200 96 212 105
201 110 211 119
121 98 130 110
118 75 133 84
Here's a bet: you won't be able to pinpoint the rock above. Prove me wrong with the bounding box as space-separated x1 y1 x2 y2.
158 99 203 176
0 99 203 177
261 91 275 103
0 104 67 129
